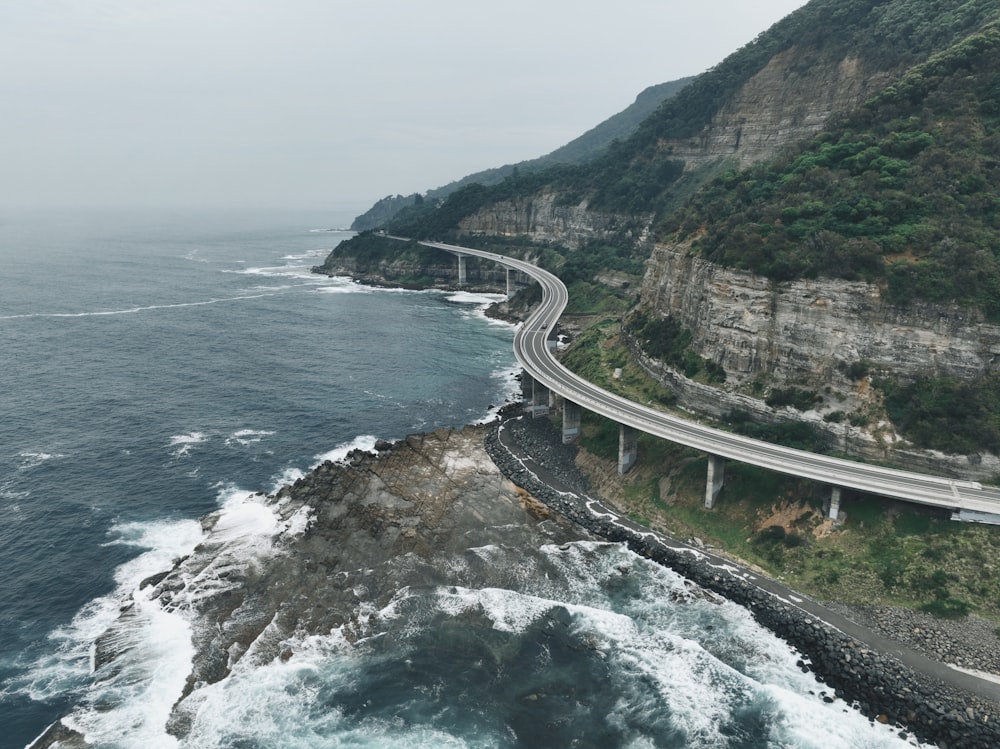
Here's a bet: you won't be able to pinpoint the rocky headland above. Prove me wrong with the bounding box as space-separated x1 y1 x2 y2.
30 426 589 748
33 411 1000 748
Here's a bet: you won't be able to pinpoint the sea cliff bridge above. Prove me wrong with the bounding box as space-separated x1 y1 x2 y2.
419 239 1000 524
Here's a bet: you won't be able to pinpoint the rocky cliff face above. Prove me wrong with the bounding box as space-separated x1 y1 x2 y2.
641 243 1000 389
636 242 1000 478
662 50 893 172
456 191 645 250
315 253 508 290
457 47 891 247
454 47 998 473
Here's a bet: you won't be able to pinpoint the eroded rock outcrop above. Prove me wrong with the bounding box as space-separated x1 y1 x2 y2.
641 244 1000 390
32 426 585 747
635 243 1000 478
666 50 893 171
457 192 647 250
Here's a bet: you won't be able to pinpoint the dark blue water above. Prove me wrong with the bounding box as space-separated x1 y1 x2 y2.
0 208 926 748
0 207 520 746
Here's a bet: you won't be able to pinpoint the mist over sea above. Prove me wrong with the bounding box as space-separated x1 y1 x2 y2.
0 207 928 747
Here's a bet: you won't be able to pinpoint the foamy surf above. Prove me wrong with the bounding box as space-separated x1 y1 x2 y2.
0 294 279 320
18 501 927 748
225 429 276 447
3 208 530 747
8 518 202 704
313 434 380 465
169 431 208 458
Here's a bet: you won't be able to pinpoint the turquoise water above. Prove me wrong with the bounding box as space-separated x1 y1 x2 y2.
0 208 926 748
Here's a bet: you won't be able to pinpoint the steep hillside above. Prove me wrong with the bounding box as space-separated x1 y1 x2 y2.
661 20 1000 315
636 11 1000 464
389 0 1000 239
326 0 1000 471
350 77 693 231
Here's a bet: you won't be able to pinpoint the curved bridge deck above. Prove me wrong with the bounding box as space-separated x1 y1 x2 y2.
422 240 1000 523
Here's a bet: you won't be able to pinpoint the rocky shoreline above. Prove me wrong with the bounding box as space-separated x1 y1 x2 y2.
826 603 1000 678
30 407 1000 748
487 409 1000 749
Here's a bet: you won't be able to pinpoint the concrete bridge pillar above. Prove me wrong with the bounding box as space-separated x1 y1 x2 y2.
531 379 550 418
519 370 533 404
618 424 638 475
705 455 726 509
829 486 842 520
562 399 581 443
456 253 467 285
506 268 514 299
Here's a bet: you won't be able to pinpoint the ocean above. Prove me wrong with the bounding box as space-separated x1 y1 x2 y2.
0 207 927 748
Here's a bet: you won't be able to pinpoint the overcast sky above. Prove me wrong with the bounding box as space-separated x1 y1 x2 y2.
1 1 809 212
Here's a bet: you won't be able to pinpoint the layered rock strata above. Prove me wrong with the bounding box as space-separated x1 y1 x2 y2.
457 192 646 250
634 244 1000 479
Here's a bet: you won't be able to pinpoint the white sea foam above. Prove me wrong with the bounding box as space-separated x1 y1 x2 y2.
165 486 286 608
312 281 420 296
228 264 332 283
261 434 385 501
281 249 327 261
18 450 64 468
169 431 207 458
225 428 275 447
444 289 516 330
269 464 307 491
443 290 506 307
529 541 926 748
209 485 283 544
2 451 64 498
0 294 278 321
471 364 521 424
60 589 194 749
433 586 573 634
11 518 202 703
177 627 472 748
0 486 28 501
24 525 924 748
313 434 380 465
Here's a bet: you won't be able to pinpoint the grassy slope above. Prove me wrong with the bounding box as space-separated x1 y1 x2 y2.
562 320 1000 621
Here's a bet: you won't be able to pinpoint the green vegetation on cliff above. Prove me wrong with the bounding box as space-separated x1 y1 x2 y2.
321 1 1000 621
624 310 726 384
385 0 1000 239
665 19 1000 317
879 372 1000 454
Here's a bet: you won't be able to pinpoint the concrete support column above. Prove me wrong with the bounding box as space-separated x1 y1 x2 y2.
457 254 467 285
519 370 533 405
531 379 550 418
562 400 581 444
618 424 638 475
705 454 726 509
829 486 842 520
506 268 514 299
